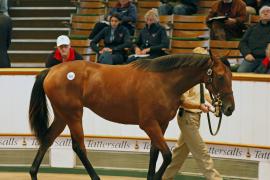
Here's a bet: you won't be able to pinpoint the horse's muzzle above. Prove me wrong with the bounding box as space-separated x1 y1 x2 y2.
222 103 235 116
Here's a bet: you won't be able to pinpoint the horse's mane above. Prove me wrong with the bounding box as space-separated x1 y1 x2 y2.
131 53 210 72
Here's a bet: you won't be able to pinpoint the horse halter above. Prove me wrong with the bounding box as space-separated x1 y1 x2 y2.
201 64 224 136
205 67 222 117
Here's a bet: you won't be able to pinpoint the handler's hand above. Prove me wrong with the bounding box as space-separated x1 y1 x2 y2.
200 104 210 113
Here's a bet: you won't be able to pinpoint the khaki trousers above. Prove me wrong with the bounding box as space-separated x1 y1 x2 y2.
162 111 222 180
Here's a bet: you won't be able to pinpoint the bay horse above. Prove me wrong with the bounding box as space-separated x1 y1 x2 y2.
29 53 235 180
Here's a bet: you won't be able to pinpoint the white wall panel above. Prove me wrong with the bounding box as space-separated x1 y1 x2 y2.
0 75 269 147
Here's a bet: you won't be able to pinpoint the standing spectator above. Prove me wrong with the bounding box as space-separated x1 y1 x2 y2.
0 11 12 68
238 6 270 72
159 0 199 15
0 0 8 16
206 0 247 40
90 13 131 65
89 0 136 39
128 9 169 63
46 35 83 67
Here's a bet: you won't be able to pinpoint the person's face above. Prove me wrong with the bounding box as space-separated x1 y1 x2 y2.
119 0 129 6
146 16 156 26
110 17 120 29
223 0 232 3
260 9 270 21
57 44 70 57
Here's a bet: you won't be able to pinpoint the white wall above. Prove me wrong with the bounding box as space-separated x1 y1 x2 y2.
0 75 269 147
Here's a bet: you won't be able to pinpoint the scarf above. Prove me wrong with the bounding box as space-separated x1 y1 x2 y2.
262 57 270 69
54 48 75 62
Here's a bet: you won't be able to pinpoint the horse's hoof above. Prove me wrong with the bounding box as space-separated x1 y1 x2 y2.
153 175 161 180
93 176 100 180
31 176 37 180
30 173 37 180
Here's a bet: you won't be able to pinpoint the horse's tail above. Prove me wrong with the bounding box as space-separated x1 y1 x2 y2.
29 69 50 144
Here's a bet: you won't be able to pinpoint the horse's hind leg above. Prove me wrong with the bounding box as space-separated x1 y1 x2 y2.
142 122 171 180
67 112 100 180
30 118 66 180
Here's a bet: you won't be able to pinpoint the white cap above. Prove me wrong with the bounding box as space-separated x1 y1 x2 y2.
56 35 70 46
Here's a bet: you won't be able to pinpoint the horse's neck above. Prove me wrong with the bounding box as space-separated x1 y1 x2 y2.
171 68 205 96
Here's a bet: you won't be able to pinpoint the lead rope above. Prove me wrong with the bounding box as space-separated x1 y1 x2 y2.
200 83 222 136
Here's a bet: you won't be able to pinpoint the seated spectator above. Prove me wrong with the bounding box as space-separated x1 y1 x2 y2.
46 35 83 67
0 10 12 68
89 0 136 39
238 6 270 73
90 13 132 65
206 0 247 40
0 0 8 16
159 0 198 15
127 9 169 63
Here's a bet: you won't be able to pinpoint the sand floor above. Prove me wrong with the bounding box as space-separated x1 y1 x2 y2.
0 172 145 180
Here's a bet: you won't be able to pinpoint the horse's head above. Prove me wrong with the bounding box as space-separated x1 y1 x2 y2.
204 51 235 116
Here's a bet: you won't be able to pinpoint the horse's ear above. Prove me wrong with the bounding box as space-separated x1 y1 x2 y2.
209 49 217 62
220 56 231 69
209 48 213 57
209 49 222 63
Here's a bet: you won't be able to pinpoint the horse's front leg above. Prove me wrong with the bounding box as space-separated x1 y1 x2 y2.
154 148 172 180
147 145 159 180
142 122 171 180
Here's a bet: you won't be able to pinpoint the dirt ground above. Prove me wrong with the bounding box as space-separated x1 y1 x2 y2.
0 172 145 180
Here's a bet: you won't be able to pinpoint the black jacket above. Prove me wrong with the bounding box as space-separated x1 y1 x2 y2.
239 21 270 58
136 23 169 58
0 14 12 67
90 25 131 55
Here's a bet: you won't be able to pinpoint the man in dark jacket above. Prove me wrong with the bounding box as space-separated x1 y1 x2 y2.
238 6 270 72
0 11 12 68
46 35 83 67
159 0 198 15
